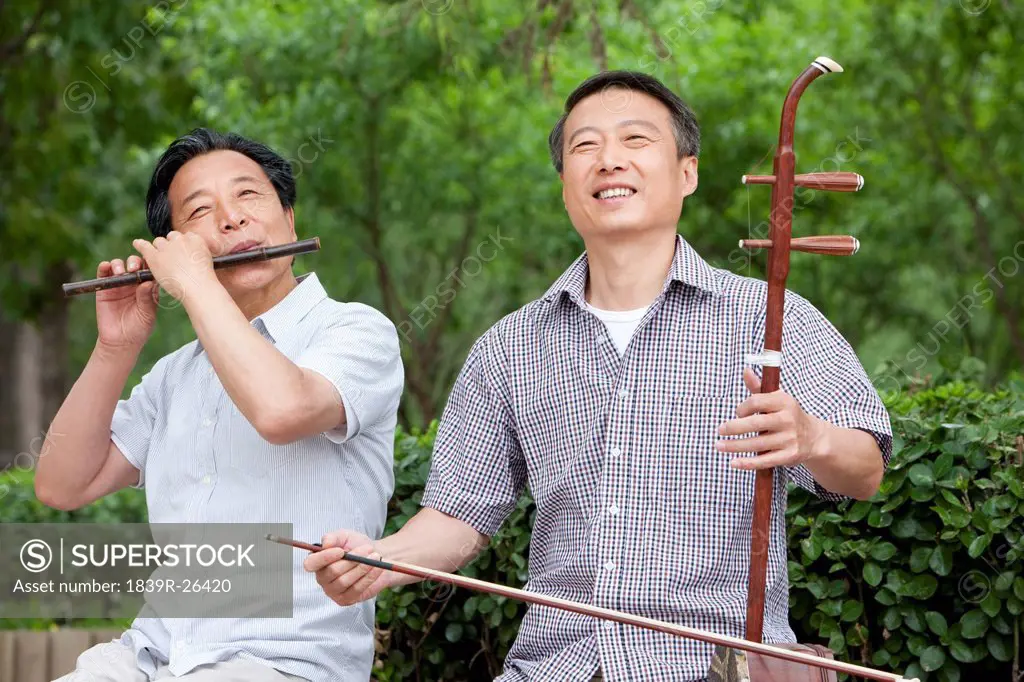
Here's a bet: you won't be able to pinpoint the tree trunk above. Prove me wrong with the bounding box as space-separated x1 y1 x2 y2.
0 309 19 469
38 261 72 440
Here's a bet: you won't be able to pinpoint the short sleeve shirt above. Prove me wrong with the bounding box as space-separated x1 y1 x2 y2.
420 236 892 682
110 272 404 682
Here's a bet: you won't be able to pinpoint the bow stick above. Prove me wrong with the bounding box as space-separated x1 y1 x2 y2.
266 535 917 682
739 55 865 645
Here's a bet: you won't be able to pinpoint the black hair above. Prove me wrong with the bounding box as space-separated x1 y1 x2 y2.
145 128 297 237
547 70 700 173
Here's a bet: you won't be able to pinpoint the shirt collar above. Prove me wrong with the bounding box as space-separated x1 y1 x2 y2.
192 272 326 357
541 234 722 307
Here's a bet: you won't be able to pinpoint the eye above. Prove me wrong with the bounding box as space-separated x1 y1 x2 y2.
573 141 597 151
188 206 209 219
626 134 649 142
239 188 257 196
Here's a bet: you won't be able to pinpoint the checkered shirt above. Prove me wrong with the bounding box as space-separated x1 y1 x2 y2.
420 234 892 682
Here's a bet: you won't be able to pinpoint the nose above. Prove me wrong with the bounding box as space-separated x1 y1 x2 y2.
220 210 249 233
596 140 629 174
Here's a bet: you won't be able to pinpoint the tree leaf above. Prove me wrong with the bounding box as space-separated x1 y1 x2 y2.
959 610 989 639
863 562 883 587
920 645 946 671
929 545 953 576
926 611 948 636
870 541 898 562
841 600 864 623
444 622 463 643
967 534 992 558
908 462 935 487
987 631 1013 662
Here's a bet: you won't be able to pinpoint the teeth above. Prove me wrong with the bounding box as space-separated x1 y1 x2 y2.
597 187 635 199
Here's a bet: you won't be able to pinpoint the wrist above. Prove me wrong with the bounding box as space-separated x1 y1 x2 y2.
94 338 143 364
180 271 222 308
806 416 834 464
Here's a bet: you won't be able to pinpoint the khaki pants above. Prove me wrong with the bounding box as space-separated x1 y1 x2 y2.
54 638 308 682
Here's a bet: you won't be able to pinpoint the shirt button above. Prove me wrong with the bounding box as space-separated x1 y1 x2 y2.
201 475 212 485
202 418 213 427
604 620 615 630
609 447 621 457
617 389 629 399
604 561 616 572
608 504 619 515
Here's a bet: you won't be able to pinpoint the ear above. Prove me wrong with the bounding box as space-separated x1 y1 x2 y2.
560 172 566 208
286 206 296 239
679 156 699 199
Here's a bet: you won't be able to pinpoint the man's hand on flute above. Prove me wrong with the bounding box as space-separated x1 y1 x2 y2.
132 230 217 303
95 254 159 352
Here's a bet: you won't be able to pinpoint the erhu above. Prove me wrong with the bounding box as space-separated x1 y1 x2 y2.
60 237 321 296
732 55 867 681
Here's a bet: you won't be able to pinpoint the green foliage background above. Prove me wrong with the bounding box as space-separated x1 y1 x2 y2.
3 1 1024 680
4 1 1023 425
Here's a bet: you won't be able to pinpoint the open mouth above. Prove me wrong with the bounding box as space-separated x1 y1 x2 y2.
593 186 638 202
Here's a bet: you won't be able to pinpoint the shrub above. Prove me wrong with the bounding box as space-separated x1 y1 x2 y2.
788 374 1024 682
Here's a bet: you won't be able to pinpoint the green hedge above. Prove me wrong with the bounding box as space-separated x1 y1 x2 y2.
3 368 1023 682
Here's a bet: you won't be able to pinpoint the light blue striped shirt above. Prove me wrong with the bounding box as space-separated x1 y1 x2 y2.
109 272 403 682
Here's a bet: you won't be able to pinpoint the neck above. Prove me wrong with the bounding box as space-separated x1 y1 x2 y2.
583 230 677 311
230 271 299 321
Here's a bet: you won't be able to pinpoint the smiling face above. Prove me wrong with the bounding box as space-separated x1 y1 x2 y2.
167 149 296 294
560 87 698 239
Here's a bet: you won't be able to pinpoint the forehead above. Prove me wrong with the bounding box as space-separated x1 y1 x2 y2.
564 87 673 134
168 150 269 201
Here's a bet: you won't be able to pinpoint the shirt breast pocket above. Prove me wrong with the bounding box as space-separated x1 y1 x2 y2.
657 391 752 518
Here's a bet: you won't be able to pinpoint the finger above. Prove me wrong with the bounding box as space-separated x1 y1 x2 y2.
110 259 125 276
743 367 760 394
152 236 168 249
127 256 142 272
716 431 789 454
345 553 385 598
718 413 777 437
730 449 799 471
97 261 112 278
327 555 376 593
138 281 158 307
735 392 785 419
166 231 182 241
322 531 364 552
322 532 347 549
132 239 156 258
303 546 346 573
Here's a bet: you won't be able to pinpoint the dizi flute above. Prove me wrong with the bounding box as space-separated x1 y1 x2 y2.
61 237 321 297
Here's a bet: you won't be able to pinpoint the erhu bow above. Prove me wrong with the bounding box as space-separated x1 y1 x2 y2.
267 535 918 682
734 56 869 680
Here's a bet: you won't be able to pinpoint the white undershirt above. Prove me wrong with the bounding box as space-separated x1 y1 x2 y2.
587 302 650 356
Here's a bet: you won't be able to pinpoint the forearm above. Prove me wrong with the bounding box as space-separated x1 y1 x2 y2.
182 279 311 436
805 419 885 499
376 508 489 587
35 342 138 499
